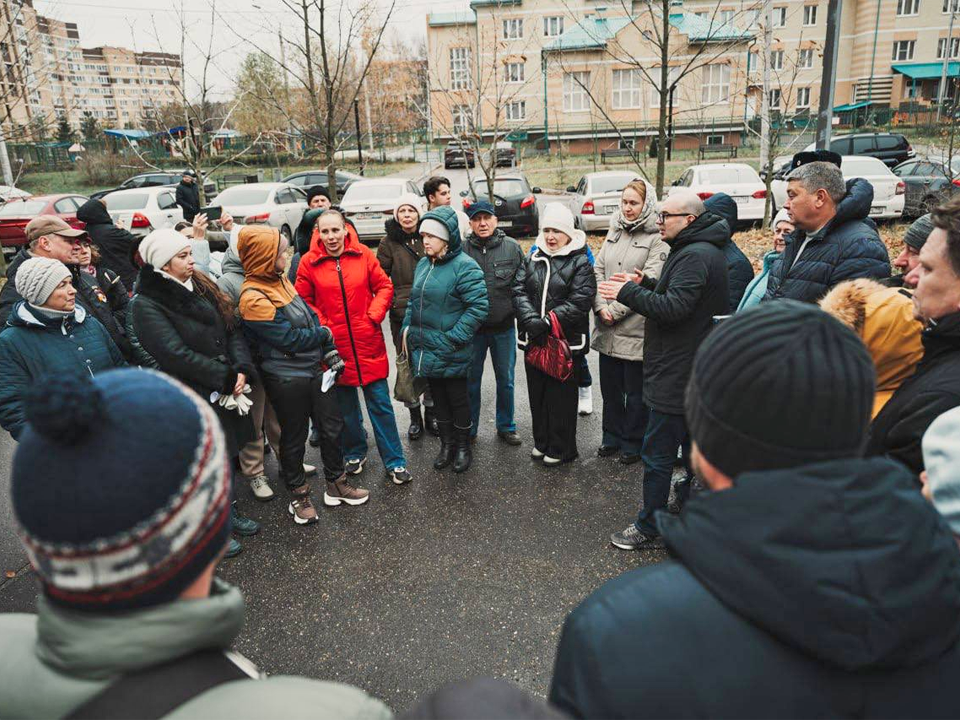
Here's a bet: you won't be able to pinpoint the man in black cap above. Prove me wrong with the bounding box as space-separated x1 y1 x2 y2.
885 213 934 289
175 169 201 222
549 301 960 719
306 185 331 210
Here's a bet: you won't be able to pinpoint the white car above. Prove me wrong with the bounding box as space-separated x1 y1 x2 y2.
668 163 768 221
215 183 307 242
104 186 184 238
565 171 643 232
0 185 31 203
770 155 905 220
340 178 424 243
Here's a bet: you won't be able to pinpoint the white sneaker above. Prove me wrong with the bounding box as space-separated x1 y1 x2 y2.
542 455 562 466
531 447 544 459
249 473 275 501
578 386 593 416
303 463 317 476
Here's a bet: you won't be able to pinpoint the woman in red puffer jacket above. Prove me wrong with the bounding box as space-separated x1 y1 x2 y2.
295 211 412 485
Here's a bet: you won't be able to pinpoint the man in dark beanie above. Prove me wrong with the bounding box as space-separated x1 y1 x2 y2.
549 301 960 719
885 212 934 289
307 185 331 210
0 370 390 719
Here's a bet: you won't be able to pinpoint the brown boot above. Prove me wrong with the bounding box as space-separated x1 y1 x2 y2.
324 474 370 507
289 484 318 525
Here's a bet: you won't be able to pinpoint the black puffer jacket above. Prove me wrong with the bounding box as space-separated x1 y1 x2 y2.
513 240 596 356
616 211 729 414
463 228 525 333
704 193 755 310
866 311 960 474
175 179 200 222
76 198 141 290
764 178 890 303
550 457 960 719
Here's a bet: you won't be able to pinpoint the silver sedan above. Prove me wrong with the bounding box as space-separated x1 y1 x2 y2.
565 171 642 232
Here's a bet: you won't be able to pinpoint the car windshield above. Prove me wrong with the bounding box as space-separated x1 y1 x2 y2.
698 167 759 184
473 179 526 197
590 176 636 195
216 187 271 205
843 158 888 176
343 184 403 202
0 200 46 216
105 193 149 210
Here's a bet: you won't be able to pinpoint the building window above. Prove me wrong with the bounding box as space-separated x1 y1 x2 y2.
452 104 472 135
897 0 921 14
450 47 471 90
502 18 523 39
770 50 784 70
505 100 526 121
803 5 818 24
796 86 811 108
563 71 590 111
650 66 680 108
748 51 759 71
945 0 960 12
769 88 782 108
938 37 960 58
702 63 731 103
544 16 564 37
773 6 787 26
504 62 524 84
719 9 735 22
611 68 643 109
892 40 916 60
706 134 724 145
799 48 814 68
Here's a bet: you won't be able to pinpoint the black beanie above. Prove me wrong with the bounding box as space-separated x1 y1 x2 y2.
685 300 876 478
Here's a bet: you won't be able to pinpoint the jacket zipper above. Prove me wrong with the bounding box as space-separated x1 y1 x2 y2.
417 261 435 374
336 257 363 385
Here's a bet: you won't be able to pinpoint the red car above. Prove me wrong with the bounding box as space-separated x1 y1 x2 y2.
0 193 88 260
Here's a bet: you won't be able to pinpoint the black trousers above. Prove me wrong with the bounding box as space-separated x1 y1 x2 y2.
598 353 648 456
526 361 581 461
262 372 345 489
427 377 471 429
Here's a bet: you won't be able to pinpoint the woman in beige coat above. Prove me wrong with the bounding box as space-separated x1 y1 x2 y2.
592 179 670 464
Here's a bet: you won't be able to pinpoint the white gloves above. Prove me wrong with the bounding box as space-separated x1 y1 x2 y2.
215 383 252 416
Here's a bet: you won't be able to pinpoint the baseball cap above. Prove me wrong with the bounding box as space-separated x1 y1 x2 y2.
25 215 86 243
466 200 496 218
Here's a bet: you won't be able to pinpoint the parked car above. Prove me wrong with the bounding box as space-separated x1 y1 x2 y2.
565 171 642 232
489 141 516 168
103 186 185 238
215 182 307 242
0 194 87 259
770 155 904 220
892 159 960 217
0 185 32 203
340 178 424 244
460 174 540 237
668 163 768 222
444 140 475 169
91 170 217 202
800 133 915 168
281 169 363 198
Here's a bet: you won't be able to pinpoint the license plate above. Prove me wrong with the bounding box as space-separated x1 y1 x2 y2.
870 206 884 215
733 197 749 204
601 205 617 214
355 212 381 220
498 220 512 227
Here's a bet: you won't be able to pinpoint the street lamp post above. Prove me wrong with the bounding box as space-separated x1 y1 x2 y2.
938 1 958 121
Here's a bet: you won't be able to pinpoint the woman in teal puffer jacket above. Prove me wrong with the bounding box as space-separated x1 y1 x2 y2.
402 205 488 474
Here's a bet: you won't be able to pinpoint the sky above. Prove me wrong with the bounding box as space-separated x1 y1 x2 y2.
33 0 454 100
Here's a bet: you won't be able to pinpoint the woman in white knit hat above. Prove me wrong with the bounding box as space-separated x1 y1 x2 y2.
0 257 125 439
737 209 794 311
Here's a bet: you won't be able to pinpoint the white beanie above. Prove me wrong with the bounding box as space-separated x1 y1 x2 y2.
923 406 960 536
15 257 72 306
419 218 450 243
140 228 191 270
772 208 793 229
393 193 424 222
536 202 586 256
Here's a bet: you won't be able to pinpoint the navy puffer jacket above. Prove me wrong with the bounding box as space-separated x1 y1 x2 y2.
764 178 890 303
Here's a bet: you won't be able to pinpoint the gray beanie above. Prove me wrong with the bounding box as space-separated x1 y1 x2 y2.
922 406 960 536
904 213 934 251
419 218 450 243
15 257 72 306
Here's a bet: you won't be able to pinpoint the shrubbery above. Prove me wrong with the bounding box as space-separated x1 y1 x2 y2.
76 152 145 186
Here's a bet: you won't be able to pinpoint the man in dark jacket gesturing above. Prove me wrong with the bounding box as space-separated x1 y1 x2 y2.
598 190 728 550
76 198 141 291
549 301 960 719
764 157 890 302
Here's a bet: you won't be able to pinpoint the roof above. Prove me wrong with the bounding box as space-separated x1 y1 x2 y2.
103 128 153 140
427 9 476 26
469 0 519 7
668 12 753 42
892 61 960 80
544 16 633 51
833 101 872 112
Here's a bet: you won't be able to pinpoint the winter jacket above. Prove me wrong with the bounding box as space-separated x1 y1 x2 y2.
0 302 125 438
819 279 924 418
549 457 960 719
76 198 141 291
616 212 730 415
737 250 781 311
0 248 132 359
0 578 392 719
216 247 245 306
401 206 488 379
377 218 425 324
866 311 960 474
176 179 201 222
295 223 393 387
463 228 525 333
764 178 891 303
592 195 670 361
704 193 755 310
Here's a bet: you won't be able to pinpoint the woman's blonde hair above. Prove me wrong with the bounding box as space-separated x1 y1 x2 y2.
622 180 647 205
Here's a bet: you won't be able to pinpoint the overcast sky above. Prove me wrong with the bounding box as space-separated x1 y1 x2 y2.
34 0 454 100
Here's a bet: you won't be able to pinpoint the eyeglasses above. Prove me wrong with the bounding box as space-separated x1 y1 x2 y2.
656 212 691 223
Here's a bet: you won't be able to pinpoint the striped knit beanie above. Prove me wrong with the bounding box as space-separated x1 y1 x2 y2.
685 300 876 478
12 369 232 611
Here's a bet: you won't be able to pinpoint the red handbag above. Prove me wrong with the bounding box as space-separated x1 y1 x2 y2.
524 311 574 382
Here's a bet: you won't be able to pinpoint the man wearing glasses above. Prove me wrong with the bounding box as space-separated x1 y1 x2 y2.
598 190 729 550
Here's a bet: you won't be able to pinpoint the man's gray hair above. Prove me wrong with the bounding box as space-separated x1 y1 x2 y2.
786 161 846 203
667 189 706 217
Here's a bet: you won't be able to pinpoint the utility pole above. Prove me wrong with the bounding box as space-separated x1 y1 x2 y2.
938 1 957 121
815 0 843 149
362 81 374 153
759 0 772 176
278 30 295 152
354 99 364 173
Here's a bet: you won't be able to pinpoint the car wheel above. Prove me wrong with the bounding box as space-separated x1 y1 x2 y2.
444 161 451 169
281 225 292 243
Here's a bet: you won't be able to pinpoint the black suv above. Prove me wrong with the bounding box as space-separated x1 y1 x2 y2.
816 133 915 168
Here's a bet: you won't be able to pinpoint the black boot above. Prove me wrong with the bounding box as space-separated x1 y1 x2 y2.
408 406 424 441
425 406 440 437
433 420 455 470
453 424 473 473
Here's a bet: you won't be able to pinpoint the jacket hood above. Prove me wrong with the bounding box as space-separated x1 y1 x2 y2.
660 457 960 671
237 224 296 308
76 198 112 226
295 208 326 255
762 249 782 270
832 177 875 227
612 179 659 235
703 193 738 231
671 210 729 251
220 246 244 277
8 300 86 329
421 206 463 259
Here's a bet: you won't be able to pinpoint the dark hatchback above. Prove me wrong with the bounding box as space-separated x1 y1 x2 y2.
444 141 475 169
892 159 960 217
281 169 363 198
461 175 541 238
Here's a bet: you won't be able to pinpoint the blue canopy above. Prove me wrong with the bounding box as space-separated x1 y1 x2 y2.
103 128 153 140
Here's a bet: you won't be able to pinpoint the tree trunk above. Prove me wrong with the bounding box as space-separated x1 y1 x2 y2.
655 1 670 196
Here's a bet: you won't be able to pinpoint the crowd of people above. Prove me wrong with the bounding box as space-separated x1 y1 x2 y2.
3 148 960 717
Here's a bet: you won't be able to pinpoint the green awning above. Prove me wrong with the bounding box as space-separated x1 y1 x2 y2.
833 101 872 112
892 62 960 79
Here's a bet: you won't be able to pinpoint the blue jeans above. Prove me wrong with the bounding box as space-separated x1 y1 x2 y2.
468 327 516 436
337 379 406 471
635 409 691 537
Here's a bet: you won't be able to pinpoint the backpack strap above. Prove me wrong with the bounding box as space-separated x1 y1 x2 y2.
65 650 253 719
